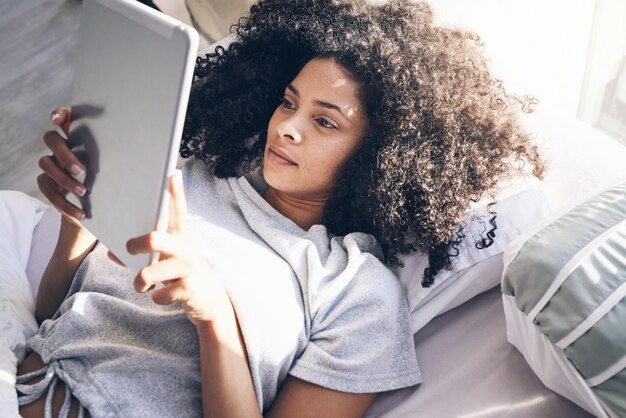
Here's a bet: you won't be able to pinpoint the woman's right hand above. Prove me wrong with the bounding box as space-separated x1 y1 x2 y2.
37 107 89 227
35 108 98 323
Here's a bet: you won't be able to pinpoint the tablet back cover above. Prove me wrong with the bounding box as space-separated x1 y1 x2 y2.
67 0 199 273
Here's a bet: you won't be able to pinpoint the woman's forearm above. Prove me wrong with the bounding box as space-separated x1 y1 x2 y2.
197 306 261 418
35 217 97 324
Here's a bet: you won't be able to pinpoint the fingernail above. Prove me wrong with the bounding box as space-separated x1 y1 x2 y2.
75 185 86 197
50 112 60 122
75 211 85 220
71 164 83 176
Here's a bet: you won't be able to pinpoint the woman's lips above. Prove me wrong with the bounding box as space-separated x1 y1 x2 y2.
267 147 297 166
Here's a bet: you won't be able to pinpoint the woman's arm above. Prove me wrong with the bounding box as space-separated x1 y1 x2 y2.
35 218 96 324
267 377 375 418
197 305 261 418
35 107 96 324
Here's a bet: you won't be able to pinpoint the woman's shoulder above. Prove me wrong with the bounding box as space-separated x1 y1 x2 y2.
316 230 403 300
293 231 421 394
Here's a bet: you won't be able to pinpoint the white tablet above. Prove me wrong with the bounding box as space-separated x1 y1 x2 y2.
66 0 199 274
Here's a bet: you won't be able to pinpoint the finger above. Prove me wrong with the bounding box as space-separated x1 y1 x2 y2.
50 107 71 136
134 258 190 293
37 173 86 220
151 279 188 305
43 130 85 177
126 230 185 257
38 154 86 198
167 170 187 234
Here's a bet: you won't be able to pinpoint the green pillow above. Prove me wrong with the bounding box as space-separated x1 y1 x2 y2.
503 180 626 418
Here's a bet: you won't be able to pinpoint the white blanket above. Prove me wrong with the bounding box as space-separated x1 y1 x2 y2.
0 191 52 418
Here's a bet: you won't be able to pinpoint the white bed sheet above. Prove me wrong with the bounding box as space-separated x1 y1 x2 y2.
366 287 593 418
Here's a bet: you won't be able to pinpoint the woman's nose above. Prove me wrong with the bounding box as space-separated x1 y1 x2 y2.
277 114 303 144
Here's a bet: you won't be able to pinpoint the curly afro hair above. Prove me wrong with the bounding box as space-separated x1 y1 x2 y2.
180 0 545 287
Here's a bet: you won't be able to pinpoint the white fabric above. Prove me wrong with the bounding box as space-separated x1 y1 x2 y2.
25 206 60 299
399 187 551 333
366 288 593 418
0 191 50 418
502 294 609 418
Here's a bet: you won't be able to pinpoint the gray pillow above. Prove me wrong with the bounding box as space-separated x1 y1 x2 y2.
502 179 626 418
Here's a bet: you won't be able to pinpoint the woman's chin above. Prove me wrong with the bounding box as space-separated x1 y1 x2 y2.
263 170 290 191
263 160 295 180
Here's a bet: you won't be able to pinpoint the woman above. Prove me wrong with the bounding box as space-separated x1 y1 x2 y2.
17 0 544 417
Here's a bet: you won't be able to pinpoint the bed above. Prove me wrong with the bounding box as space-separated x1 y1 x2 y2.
2 103 626 417
4 0 626 413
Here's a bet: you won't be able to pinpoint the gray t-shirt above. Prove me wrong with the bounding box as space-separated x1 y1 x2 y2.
27 157 421 417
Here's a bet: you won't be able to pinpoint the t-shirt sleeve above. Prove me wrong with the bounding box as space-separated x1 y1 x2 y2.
288 249 422 393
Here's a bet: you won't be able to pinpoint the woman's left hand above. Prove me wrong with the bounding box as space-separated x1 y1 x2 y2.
126 170 233 331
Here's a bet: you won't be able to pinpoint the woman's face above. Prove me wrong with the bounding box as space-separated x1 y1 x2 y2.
264 58 369 199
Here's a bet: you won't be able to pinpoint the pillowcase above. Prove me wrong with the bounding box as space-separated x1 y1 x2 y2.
395 187 551 333
502 179 626 418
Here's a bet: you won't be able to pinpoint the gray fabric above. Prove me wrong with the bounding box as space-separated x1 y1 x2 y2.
501 181 626 309
595 370 626 418
538 227 626 344
22 157 420 417
16 363 87 418
564 296 626 378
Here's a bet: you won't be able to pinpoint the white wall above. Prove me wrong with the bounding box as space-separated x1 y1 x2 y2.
426 0 595 117
426 0 626 145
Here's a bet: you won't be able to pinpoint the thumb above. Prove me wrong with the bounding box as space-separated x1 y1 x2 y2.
167 170 187 234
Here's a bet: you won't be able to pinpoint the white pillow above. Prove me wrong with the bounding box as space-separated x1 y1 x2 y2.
0 191 49 418
396 187 551 333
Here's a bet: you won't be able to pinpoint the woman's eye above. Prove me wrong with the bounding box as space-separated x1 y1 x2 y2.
281 98 295 110
316 118 336 129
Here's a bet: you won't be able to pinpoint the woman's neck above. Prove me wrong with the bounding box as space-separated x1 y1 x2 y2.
262 186 326 231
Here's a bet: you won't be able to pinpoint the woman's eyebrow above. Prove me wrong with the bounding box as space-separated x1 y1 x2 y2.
286 84 349 120
314 100 347 120
287 84 348 119
286 84 300 97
